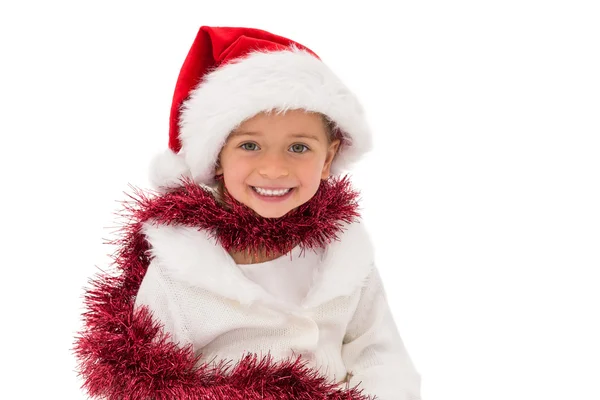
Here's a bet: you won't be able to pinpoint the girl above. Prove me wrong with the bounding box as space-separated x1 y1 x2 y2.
75 26 422 400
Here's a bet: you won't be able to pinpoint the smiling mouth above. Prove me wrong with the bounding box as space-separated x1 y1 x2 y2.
251 186 294 197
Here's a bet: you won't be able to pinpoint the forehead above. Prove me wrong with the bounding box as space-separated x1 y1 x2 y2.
229 110 328 141
228 130 323 142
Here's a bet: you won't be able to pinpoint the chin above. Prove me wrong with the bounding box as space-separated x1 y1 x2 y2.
254 208 293 219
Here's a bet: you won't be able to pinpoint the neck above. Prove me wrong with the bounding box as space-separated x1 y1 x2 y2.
229 246 289 265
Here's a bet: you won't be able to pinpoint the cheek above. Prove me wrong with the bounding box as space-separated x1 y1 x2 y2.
298 157 326 183
222 156 251 178
224 172 248 195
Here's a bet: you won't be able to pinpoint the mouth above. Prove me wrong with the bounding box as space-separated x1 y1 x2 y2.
250 186 295 201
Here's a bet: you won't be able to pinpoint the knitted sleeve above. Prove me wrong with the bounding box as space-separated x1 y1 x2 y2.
341 265 422 400
133 258 193 347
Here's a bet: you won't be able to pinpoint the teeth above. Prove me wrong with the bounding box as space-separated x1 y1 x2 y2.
253 187 292 196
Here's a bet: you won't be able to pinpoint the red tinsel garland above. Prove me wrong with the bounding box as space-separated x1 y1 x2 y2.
74 176 376 399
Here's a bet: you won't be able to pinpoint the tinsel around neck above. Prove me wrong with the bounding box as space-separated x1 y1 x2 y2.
126 175 362 258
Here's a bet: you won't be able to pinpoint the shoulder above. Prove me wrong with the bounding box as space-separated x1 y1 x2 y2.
139 220 260 301
302 218 376 307
140 219 229 273
323 217 375 266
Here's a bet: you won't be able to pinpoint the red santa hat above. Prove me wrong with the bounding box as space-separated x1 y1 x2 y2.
150 26 372 189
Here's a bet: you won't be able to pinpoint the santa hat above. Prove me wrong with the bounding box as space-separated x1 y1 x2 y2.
150 26 372 190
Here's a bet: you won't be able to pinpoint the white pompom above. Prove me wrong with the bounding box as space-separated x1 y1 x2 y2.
148 149 192 191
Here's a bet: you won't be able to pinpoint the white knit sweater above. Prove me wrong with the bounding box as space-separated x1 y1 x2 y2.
134 219 422 400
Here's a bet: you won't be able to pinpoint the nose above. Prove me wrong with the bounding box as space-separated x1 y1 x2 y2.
258 151 289 179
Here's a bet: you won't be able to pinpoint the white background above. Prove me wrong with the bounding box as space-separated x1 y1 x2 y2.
1 1 598 399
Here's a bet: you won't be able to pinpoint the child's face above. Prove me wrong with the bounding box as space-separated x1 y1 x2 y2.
216 109 340 218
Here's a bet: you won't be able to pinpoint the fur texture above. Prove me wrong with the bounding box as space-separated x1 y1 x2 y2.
148 148 193 190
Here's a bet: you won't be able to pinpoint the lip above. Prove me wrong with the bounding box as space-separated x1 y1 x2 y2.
249 186 295 202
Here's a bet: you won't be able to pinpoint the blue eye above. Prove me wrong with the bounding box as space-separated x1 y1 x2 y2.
290 144 309 153
240 142 259 151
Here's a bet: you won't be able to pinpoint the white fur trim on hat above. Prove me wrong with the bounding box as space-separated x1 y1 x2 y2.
148 149 192 191
152 46 372 188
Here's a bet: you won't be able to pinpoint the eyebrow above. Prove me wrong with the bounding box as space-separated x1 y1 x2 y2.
229 131 321 141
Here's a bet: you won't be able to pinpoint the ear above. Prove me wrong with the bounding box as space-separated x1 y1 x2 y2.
214 153 224 175
321 139 341 179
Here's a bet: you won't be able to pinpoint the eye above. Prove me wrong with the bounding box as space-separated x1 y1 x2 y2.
290 144 309 153
240 142 260 151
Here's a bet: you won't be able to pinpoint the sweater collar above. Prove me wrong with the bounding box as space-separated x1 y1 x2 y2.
135 176 374 309
142 217 375 310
